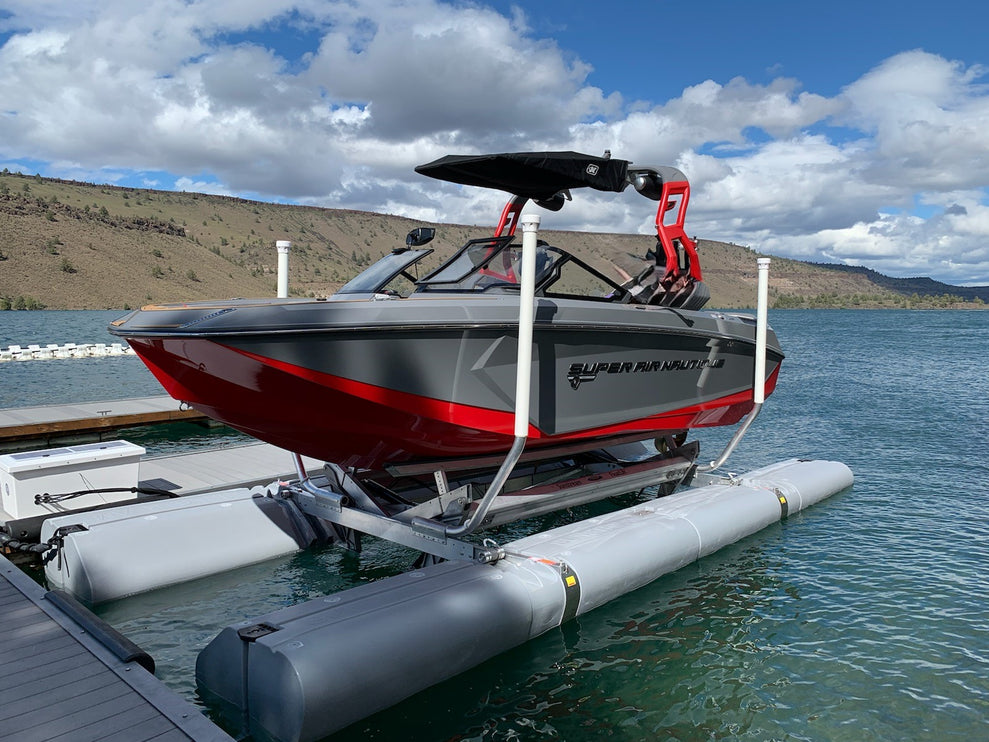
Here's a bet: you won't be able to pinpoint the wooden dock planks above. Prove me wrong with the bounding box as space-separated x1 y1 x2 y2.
138 442 322 495
0 554 234 742
0 396 207 447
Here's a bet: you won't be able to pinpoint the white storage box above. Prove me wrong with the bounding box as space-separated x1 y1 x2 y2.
0 440 145 519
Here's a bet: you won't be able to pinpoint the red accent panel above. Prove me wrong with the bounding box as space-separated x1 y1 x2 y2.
127 336 780 470
227 345 540 439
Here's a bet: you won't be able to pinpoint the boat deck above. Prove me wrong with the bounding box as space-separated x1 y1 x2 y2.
0 396 207 450
0 553 233 742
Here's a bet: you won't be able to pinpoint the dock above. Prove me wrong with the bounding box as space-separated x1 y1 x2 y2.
0 552 234 742
0 396 208 451
2 441 324 540
0 433 322 738
138 442 322 495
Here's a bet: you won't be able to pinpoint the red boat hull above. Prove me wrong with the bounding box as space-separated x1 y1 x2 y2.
129 336 780 470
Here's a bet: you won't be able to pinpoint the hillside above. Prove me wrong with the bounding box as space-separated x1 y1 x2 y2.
805 262 989 303
0 170 985 310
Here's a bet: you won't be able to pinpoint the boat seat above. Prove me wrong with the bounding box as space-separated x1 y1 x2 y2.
641 270 709 310
669 279 710 310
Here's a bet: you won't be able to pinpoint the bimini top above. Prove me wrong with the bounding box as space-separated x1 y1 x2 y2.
415 151 627 200
415 151 687 203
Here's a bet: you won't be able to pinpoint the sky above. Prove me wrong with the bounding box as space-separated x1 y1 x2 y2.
1 0 988 285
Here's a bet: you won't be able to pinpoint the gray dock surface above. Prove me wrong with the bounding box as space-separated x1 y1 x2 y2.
2 440 323 538
140 442 322 495
0 553 234 742
0 396 207 449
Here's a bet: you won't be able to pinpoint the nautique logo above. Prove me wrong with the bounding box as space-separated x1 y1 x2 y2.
567 358 725 390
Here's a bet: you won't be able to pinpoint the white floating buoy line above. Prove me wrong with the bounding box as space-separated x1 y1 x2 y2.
0 342 135 362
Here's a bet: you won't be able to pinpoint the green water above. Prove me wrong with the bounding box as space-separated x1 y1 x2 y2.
5 309 988 740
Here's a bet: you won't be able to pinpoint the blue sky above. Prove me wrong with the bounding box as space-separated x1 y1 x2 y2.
2 0 988 284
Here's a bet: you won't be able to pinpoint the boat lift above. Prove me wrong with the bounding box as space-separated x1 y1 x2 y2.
279 213 769 566
37 215 851 742
188 218 851 742
37 214 777 594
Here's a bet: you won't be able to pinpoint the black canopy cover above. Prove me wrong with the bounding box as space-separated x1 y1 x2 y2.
415 151 631 200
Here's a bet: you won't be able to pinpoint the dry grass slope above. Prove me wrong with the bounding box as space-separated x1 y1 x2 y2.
0 170 984 310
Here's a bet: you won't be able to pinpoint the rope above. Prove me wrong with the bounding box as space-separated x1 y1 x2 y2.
0 530 51 554
34 485 178 505
1 488 176 558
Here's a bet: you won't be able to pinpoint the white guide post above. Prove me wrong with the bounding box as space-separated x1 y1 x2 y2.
440 212 541 537
754 257 771 403
515 214 540 438
697 256 771 472
276 240 292 298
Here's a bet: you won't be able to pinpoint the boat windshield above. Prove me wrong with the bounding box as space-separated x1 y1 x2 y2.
337 248 433 295
417 237 517 285
416 237 628 302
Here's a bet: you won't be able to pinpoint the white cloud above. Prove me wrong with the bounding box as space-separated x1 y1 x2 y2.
173 176 235 196
840 50 989 191
303 1 620 142
0 3 988 283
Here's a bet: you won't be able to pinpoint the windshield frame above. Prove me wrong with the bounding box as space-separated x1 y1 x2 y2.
416 236 516 286
415 237 629 302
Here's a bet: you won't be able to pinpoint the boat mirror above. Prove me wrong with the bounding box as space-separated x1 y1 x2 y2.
406 227 436 247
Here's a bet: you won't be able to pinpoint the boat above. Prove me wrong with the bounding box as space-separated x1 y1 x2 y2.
80 154 808 742
109 151 782 475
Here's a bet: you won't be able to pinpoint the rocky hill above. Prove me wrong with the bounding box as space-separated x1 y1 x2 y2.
0 170 985 310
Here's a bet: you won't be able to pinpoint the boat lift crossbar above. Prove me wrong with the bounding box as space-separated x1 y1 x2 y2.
290 454 502 563
289 448 697 564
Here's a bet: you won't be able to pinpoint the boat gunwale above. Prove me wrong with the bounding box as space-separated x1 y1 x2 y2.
111 319 784 356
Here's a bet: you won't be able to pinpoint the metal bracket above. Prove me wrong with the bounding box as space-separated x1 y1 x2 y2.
237 623 280 643
393 485 470 524
289 484 495 563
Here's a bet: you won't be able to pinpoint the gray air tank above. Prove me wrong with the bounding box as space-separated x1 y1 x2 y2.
197 458 853 742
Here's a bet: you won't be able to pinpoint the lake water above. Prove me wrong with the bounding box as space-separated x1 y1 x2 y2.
3 309 988 741
0 310 164 408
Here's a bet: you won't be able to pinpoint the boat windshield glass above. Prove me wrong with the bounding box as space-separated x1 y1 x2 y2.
417 237 516 285
337 249 432 295
417 237 627 302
